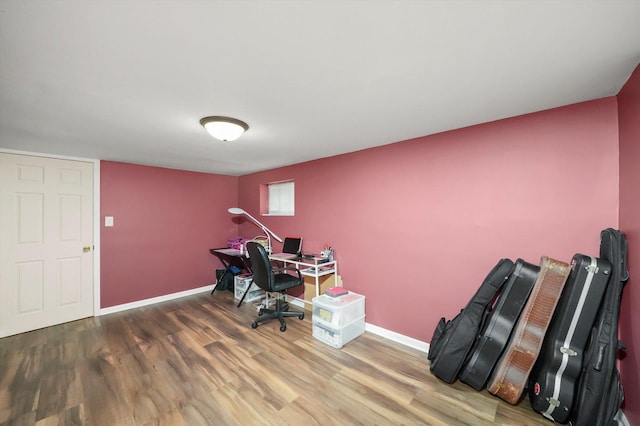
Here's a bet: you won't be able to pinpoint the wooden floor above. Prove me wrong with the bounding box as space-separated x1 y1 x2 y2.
0 290 550 426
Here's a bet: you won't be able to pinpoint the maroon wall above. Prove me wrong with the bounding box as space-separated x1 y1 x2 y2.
618 63 640 423
100 161 238 307
236 98 620 342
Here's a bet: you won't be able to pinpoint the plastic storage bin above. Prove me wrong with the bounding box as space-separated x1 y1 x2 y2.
311 291 365 348
312 292 365 329
234 274 264 303
312 316 365 348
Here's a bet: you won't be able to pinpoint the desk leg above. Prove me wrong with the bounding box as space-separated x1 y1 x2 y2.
211 260 231 294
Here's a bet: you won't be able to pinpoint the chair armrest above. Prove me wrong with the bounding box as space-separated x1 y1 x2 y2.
273 265 303 280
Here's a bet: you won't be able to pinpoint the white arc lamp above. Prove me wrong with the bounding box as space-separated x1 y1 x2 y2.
228 207 282 253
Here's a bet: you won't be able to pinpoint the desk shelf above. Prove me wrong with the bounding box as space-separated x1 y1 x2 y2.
300 267 335 277
269 255 340 301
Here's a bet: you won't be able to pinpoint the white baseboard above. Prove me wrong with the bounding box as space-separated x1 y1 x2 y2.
99 285 212 316
100 290 431 355
288 296 430 353
614 408 630 426
364 323 430 353
288 297 306 309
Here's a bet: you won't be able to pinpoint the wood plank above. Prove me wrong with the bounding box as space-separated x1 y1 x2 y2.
0 291 549 425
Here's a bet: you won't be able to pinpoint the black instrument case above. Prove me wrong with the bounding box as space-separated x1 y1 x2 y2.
428 259 515 384
528 254 611 423
460 259 539 390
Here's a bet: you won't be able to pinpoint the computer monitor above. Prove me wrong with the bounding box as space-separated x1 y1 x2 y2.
281 236 302 255
271 236 303 259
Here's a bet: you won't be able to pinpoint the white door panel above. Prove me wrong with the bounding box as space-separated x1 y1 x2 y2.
0 153 94 337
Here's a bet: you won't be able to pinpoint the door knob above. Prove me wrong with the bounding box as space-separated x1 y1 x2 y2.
83 246 91 253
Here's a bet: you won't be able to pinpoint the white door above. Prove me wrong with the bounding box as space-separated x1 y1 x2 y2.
0 153 94 338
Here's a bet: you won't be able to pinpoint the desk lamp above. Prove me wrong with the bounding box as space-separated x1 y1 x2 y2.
228 207 283 253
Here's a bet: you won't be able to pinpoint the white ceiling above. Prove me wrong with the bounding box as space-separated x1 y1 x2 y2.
1 1 639 176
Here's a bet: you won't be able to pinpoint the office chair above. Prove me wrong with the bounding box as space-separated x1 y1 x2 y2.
246 241 305 332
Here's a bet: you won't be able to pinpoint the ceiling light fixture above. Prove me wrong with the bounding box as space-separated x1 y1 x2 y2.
199 116 249 141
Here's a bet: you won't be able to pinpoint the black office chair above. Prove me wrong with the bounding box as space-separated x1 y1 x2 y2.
246 241 305 332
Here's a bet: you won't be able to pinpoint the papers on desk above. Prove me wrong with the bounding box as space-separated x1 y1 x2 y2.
216 248 241 255
303 256 330 264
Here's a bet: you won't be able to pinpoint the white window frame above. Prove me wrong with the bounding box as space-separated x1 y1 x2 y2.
267 181 294 216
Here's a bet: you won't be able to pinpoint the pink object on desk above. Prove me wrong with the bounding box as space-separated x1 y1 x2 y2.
325 287 348 297
227 237 247 250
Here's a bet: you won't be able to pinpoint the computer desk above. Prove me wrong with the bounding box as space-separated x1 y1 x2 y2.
209 248 251 296
210 248 340 306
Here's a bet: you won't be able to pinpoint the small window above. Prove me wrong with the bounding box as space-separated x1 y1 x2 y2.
268 181 294 216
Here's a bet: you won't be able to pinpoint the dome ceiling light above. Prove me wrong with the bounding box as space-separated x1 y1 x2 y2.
200 116 249 141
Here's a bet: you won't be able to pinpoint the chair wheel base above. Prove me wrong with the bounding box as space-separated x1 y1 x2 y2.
249 295 304 332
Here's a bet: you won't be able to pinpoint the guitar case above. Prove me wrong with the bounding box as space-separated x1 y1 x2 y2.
488 256 570 404
570 229 629 426
428 258 515 384
528 254 611 423
459 259 539 390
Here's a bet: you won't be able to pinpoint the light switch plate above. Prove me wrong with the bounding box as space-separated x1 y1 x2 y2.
105 216 114 227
